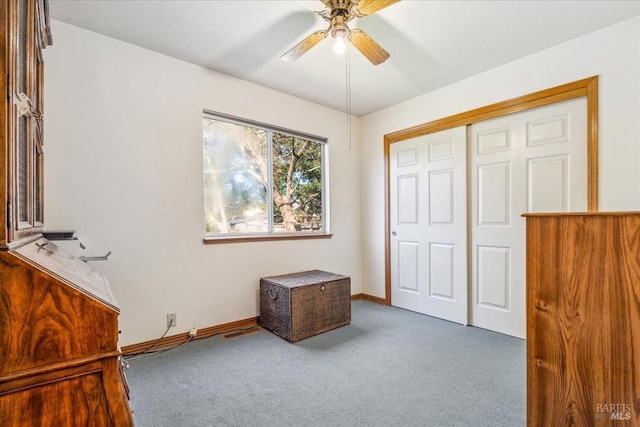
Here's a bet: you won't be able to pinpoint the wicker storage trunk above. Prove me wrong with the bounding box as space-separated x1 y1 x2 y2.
259 270 351 342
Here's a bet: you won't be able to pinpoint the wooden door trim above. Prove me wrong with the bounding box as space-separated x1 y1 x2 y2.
383 76 599 305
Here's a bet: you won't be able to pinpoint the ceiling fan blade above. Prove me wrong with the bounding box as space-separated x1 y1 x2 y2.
281 30 328 62
349 28 390 65
353 0 399 17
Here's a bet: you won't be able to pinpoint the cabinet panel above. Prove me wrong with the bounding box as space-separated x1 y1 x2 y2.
0 373 113 426
525 213 640 426
4 0 50 244
0 249 118 374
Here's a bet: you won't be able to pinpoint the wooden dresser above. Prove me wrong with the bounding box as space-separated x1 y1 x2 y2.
524 212 640 426
0 1 134 425
0 238 134 426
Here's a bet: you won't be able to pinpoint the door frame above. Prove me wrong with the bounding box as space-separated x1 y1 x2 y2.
383 76 599 305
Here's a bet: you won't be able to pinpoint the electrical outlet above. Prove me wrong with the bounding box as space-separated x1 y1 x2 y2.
189 327 197 338
167 313 177 328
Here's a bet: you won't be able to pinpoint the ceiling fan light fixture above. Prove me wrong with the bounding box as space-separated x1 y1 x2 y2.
334 35 346 55
331 24 349 55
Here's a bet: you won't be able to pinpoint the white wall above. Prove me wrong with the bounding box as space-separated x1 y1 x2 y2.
360 16 640 299
45 16 640 343
44 21 362 346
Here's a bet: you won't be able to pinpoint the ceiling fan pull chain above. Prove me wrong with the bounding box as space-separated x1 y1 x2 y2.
346 47 352 150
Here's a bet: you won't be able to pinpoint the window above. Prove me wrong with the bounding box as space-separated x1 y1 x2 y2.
203 112 329 242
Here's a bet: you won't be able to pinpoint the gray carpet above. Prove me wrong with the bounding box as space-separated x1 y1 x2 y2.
125 300 525 426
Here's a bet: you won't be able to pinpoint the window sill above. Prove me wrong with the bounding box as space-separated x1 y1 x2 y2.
203 233 333 245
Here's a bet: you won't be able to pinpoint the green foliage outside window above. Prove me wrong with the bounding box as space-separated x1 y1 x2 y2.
203 114 325 236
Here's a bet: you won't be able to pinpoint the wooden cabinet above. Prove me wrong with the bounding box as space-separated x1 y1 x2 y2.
524 212 640 426
0 238 134 426
0 1 134 425
1 0 50 246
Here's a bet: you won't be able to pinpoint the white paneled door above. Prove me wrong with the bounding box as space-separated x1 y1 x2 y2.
389 98 587 338
390 127 468 324
469 98 587 338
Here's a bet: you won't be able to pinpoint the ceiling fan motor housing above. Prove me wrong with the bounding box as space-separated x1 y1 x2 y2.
330 15 350 39
328 0 355 16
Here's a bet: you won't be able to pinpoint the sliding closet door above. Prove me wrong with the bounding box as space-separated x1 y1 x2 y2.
390 127 468 324
469 98 587 338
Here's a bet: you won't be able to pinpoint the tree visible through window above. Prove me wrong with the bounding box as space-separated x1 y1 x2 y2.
203 113 326 237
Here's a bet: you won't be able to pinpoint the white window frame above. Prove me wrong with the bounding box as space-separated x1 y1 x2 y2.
202 111 331 244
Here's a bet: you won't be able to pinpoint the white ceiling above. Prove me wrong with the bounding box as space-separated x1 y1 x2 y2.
49 0 640 117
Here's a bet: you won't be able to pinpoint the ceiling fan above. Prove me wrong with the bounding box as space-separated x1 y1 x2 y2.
281 0 399 66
